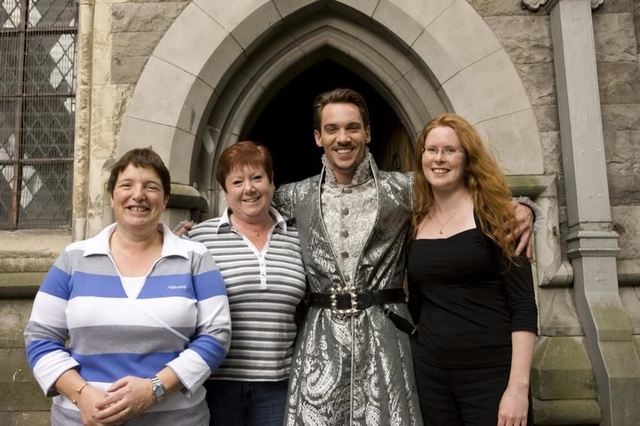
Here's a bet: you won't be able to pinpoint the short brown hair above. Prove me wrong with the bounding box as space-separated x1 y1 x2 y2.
313 88 370 131
107 148 171 196
216 141 274 191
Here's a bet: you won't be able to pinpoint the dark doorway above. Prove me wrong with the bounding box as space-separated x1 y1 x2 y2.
248 60 413 188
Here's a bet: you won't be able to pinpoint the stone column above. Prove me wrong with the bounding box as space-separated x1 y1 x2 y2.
71 0 95 242
521 0 640 424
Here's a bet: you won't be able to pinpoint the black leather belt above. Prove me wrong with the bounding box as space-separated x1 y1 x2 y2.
308 288 416 336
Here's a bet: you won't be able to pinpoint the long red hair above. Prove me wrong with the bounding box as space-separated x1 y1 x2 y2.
411 113 519 262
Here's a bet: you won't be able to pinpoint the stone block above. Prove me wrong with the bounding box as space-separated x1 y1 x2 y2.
111 31 164 58
444 50 531 125
612 206 640 259
620 286 640 334
537 288 583 336
539 131 561 175
607 175 640 206
0 348 50 411
0 300 34 349
484 16 552 64
0 412 50 426
531 336 598 400
373 0 431 45
515 62 557 106
601 104 640 131
594 0 634 14
533 106 559 132
532 397 600 425
467 0 532 16
0 273 43 299
593 13 637 62
124 55 214 135
111 55 149 85
195 0 281 56
598 62 640 105
604 130 640 175
473 108 544 175
111 3 187 33
423 0 502 74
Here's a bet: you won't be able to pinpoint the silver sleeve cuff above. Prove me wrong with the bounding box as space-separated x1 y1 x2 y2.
513 196 544 232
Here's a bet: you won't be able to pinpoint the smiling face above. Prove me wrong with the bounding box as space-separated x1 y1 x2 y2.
110 164 168 232
422 125 468 192
314 102 371 184
223 165 274 224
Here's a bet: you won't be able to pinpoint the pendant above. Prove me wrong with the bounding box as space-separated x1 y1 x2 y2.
439 230 443 235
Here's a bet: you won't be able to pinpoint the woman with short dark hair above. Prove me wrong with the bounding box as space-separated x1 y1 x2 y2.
25 147 231 426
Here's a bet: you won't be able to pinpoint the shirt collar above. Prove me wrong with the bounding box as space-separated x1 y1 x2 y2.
321 148 374 187
215 206 287 234
83 222 189 259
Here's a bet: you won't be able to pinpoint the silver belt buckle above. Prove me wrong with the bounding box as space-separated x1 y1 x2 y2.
330 287 361 318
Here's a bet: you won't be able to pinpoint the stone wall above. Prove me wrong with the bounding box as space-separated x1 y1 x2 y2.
2 0 639 424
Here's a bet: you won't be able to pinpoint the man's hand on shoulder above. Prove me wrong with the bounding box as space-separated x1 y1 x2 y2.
173 220 194 238
509 201 534 258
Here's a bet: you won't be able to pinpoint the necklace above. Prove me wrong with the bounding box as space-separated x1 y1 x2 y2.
430 196 468 235
231 215 271 238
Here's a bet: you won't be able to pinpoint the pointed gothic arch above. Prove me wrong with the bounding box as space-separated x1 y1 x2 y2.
118 0 543 216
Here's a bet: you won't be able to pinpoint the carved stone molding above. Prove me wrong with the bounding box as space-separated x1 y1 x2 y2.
521 0 605 13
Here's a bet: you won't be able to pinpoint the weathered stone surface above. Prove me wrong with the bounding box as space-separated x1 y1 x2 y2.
593 13 637 62
0 300 33 349
593 0 634 14
0 348 50 411
612 206 640 259
539 131 562 175
608 175 640 206
605 130 640 205
597 62 640 105
532 397 601 425
515 62 556 106
601 104 640 131
604 130 640 175
531 336 598 400
537 288 583 336
111 56 149 84
484 16 552 64
112 31 164 58
467 0 532 17
620 286 640 334
533 105 559 132
111 3 187 33
0 232 69 273
635 2 640 66
0 412 49 426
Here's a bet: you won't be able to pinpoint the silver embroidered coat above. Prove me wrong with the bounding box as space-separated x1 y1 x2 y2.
274 154 422 426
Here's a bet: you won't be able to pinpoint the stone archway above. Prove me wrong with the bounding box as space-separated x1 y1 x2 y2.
118 0 543 214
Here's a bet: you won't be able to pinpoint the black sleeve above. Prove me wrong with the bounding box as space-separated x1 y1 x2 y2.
498 253 538 335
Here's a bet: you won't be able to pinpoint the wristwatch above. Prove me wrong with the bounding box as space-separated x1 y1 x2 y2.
150 375 166 404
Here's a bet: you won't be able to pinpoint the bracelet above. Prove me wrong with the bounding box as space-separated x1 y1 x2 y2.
71 382 89 405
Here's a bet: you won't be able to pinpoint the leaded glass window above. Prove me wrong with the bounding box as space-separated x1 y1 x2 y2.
0 0 77 229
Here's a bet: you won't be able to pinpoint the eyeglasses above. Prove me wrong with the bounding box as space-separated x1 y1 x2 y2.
422 146 466 157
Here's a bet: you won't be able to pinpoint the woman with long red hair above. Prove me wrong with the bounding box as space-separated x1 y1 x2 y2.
408 113 538 426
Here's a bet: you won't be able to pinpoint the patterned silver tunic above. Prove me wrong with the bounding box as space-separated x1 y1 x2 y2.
274 153 423 426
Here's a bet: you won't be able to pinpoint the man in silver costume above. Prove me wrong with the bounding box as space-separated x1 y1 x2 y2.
274 88 536 425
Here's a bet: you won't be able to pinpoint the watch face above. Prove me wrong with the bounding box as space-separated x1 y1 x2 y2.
153 385 166 397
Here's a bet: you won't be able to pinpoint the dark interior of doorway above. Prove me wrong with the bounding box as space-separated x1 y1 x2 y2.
248 60 408 188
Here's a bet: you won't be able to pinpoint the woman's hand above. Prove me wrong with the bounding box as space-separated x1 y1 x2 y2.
497 384 529 426
93 376 155 424
74 385 114 426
